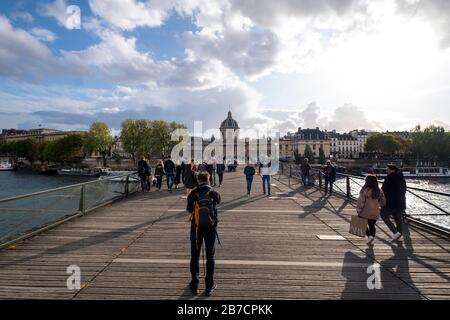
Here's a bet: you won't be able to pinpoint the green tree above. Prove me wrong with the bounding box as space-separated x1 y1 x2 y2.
149 120 187 158
13 139 45 166
44 134 84 165
84 122 114 166
365 133 404 155
304 144 314 164
120 119 153 164
318 146 326 165
411 125 450 164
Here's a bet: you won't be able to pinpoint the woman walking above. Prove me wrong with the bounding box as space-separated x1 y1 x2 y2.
174 161 182 189
154 160 165 192
356 175 386 245
216 161 225 187
184 163 198 196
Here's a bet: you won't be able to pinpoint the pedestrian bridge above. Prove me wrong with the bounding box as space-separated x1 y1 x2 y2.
0 169 449 299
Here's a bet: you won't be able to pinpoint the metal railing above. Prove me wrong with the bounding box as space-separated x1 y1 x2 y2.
278 162 450 233
0 172 140 249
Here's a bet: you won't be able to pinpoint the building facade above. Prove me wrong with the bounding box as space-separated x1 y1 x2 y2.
280 127 331 160
2 128 84 143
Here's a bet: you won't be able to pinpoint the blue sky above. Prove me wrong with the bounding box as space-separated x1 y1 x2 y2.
0 0 449 136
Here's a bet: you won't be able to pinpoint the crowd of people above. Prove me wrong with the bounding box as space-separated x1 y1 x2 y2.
138 156 407 297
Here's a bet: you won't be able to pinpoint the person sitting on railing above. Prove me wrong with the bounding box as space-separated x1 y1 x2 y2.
381 164 407 242
323 160 336 196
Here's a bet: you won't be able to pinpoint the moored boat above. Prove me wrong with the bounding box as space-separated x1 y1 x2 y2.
57 168 102 177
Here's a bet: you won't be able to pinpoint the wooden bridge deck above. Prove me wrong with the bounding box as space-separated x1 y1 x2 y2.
0 169 449 300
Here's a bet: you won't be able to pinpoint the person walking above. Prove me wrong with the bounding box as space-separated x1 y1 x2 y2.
184 163 198 196
174 162 182 189
181 160 186 185
356 175 386 245
259 161 272 196
154 160 165 192
164 157 176 192
190 159 197 172
187 172 221 296
244 161 256 196
205 161 214 185
300 158 311 186
381 164 407 242
323 160 336 195
137 156 151 192
211 159 217 187
216 161 225 187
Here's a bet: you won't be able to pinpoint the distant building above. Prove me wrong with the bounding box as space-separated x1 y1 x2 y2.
280 127 331 160
2 128 84 143
328 131 360 159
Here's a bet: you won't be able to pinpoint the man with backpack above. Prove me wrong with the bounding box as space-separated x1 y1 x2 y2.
164 157 176 192
186 172 221 296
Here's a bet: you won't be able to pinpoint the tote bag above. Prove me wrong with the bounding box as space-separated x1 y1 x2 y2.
349 215 368 237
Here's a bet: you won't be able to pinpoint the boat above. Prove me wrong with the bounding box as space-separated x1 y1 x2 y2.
363 163 450 179
39 164 60 175
0 162 16 171
98 170 139 182
57 168 102 177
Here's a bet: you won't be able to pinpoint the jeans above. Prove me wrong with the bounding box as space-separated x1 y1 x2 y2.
190 225 216 290
156 176 163 190
301 173 310 186
139 174 150 191
262 175 271 194
366 219 377 237
381 208 404 234
324 178 333 194
166 173 175 190
218 173 224 185
246 176 253 194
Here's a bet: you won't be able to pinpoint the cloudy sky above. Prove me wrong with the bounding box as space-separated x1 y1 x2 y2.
0 0 449 137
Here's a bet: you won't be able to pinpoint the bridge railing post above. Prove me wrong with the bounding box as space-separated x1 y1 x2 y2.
125 175 130 197
318 170 322 189
79 185 86 215
346 176 351 199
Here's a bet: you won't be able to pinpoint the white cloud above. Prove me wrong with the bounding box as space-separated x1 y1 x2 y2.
29 27 57 42
11 11 34 23
0 15 55 80
39 0 81 29
88 0 200 30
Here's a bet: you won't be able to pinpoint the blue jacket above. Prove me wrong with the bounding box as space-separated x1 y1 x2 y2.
164 159 176 174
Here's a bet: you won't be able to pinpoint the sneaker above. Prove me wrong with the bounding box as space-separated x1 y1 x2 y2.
391 232 402 242
367 236 375 245
189 282 198 296
247 193 250 197
205 283 217 297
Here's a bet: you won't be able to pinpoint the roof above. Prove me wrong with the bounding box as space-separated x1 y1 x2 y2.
220 111 240 130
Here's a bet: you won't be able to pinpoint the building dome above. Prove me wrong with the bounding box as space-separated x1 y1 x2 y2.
220 111 240 130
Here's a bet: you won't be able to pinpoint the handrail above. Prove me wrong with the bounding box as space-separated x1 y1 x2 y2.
0 171 138 203
279 162 449 232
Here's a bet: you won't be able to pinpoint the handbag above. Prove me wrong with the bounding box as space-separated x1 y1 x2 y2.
349 215 368 237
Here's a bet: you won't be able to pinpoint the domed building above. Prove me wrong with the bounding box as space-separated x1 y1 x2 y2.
220 110 240 139
219 110 240 161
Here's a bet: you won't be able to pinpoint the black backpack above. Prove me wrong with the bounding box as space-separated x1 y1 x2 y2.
193 190 215 228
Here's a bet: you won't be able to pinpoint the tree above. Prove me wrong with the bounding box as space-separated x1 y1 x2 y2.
304 144 314 164
84 122 114 166
120 119 153 164
411 125 450 164
44 134 84 165
13 139 43 166
149 120 187 158
365 133 404 155
120 119 187 165
318 146 326 165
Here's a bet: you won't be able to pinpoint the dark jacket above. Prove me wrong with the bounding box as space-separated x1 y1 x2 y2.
164 159 176 175
300 162 311 175
198 162 207 172
323 165 336 182
137 159 150 176
187 184 221 227
216 163 225 174
244 165 256 178
205 163 213 175
154 164 165 177
184 169 198 189
382 171 407 210
175 165 182 184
